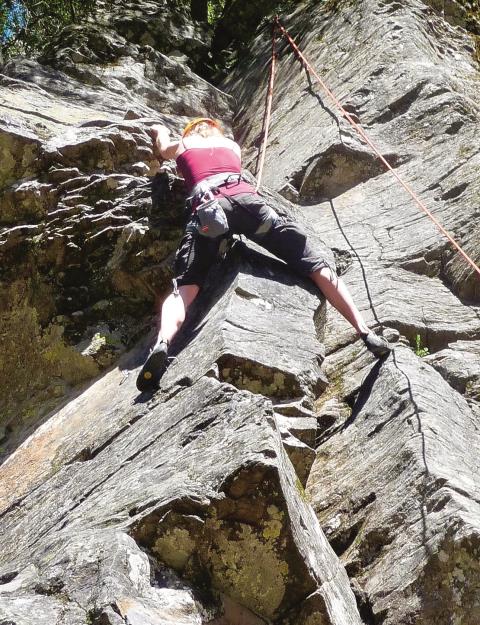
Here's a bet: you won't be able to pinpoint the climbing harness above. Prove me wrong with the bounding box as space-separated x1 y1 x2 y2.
189 172 245 200
255 16 480 281
188 172 244 238
188 172 277 238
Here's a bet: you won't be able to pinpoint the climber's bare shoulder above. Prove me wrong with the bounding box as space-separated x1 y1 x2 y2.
178 134 241 159
151 125 241 161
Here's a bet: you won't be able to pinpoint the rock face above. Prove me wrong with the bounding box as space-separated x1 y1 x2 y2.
1 0 480 624
0 0 231 447
0 373 362 625
225 0 480 622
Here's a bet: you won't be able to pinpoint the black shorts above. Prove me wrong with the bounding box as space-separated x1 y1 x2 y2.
174 193 333 287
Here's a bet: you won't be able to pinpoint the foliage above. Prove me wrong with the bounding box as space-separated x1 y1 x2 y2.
0 1 23 43
207 0 226 25
413 334 430 358
0 0 101 58
206 0 297 28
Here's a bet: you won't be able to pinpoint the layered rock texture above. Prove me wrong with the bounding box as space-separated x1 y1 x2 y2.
1 0 480 624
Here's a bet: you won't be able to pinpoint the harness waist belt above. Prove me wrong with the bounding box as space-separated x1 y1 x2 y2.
189 172 245 200
189 172 277 237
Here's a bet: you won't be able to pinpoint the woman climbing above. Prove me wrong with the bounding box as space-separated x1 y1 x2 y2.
136 117 391 391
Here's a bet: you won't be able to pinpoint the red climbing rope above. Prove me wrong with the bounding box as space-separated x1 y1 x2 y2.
255 21 278 191
257 16 480 280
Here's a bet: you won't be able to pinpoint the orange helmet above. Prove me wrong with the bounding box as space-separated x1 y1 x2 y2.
182 117 221 136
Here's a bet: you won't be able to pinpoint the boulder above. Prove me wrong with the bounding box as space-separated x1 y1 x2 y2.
424 339 480 399
0 376 363 625
308 345 480 625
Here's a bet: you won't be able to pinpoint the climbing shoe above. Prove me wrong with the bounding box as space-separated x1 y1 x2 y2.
361 332 392 358
136 339 169 392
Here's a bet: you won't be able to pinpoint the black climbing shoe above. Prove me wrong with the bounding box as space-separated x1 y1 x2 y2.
361 332 392 358
136 340 169 392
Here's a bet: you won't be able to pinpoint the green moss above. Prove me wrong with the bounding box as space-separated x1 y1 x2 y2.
153 528 196 571
206 519 289 618
315 372 345 410
0 299 98 430
144 496 294 620
458 143 475 159
0 131 40 190
418 534 480 622
207 0 226 25
42 325 99 384
219 357 298 399
474 34 480 63
322 0 357 12
262 505 284 539
0 146 17 189
465 379 480 401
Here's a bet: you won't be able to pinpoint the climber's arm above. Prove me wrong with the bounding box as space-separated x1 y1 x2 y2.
150 124 179 161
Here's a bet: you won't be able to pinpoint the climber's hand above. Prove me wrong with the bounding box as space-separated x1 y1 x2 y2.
150 124 178 161
150 124 169 141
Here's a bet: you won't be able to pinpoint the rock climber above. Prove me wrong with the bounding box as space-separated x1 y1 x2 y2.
136 117 391 391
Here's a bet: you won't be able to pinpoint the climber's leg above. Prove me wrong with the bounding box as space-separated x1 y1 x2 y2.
245 202 391 358
136 221 219 392
136 284 199 392
163 220 220 344
158 284 200 345
310 267 369 335
311 267 391 356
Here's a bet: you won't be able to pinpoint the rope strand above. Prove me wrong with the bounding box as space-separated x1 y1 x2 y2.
255 20 277 191
272 17 480 280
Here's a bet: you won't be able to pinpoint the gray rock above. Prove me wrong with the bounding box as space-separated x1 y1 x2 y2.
225 0 480 622
320 264 480 354
161 242 328 403
0 377 362 625
308 345 480 625
1 0 480 623
425 339 480 398
225 0 480 302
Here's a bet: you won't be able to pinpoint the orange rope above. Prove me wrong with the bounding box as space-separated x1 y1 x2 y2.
255 21 277 191
273 17 480 280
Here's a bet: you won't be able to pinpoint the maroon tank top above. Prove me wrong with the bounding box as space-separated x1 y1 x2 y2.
176 146 256 197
